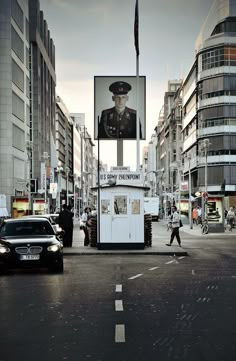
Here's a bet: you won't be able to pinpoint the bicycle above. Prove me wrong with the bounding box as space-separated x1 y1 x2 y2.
201 218 209 234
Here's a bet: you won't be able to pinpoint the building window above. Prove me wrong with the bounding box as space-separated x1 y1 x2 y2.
201 46 236 71
25 18 29 42
12 91 24 121
25 47 29 69
11 0 23 33
12 59 24 91
26 76 30 98
11 26 24 62
12 124 25 150
26 105 30 126
211 18 236 36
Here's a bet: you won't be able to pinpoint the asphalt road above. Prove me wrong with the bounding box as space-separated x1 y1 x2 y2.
0 228 236 361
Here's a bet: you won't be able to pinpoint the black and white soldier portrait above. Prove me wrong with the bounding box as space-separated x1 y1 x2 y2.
94 76 146 141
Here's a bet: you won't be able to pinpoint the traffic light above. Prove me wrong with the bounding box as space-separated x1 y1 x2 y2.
30 179 38 193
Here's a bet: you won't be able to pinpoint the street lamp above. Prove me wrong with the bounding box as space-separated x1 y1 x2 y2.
200 138 211 220
187 154 193 229
169 162 182 215
73 174 78 219
26 140 33 215
42 152 49 214
66 166 70 205
147 169 164 217
56 162 63 211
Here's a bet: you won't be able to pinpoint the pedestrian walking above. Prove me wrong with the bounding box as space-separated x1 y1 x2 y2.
192 207 198 224
58 204 74 247
226 207 235 231
81 207 91 246
166 206 181 247
197 206 202 225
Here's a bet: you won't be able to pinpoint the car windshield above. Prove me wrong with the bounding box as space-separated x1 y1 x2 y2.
50 215 59 224
0 220 54 237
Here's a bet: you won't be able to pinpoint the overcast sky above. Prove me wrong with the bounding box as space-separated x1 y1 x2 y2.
40 0 214 170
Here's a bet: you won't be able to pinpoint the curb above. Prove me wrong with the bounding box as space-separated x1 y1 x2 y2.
63 249 188 256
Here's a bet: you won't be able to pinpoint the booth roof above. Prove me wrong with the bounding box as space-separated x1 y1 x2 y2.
91 184 150 191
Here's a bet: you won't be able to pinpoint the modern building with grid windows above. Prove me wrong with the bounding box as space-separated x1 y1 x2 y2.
0 0 30 213
182 0 236 211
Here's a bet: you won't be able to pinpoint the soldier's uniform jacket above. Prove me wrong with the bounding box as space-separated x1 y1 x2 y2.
98 106 142 139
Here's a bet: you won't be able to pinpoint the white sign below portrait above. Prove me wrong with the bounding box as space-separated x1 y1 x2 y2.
100 171 143 186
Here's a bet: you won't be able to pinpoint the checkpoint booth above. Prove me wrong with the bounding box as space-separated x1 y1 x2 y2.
98 170 149 249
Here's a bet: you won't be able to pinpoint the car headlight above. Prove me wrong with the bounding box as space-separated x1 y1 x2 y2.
0 246 10 254
47 244 60 252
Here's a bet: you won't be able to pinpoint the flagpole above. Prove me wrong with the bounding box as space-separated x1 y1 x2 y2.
134 0 140 171
136 53 140 171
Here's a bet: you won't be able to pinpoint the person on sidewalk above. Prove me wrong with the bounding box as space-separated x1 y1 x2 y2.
166 206 181 247
226 207 235 231
197 206 202 225
81 207 91 246
192 207 198 225
58 204 74 247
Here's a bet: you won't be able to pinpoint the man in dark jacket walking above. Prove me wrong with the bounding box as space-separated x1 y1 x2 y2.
58 204 74 247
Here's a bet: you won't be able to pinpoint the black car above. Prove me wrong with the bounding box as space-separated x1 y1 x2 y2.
0 218 64 273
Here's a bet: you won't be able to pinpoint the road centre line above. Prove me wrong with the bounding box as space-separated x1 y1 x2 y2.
165 260 175 264
116 284 122 292
128 274 143 280
115 300 124 312
115 324 125 343
148 266 160 271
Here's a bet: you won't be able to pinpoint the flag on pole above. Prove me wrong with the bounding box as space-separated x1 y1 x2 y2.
134 0 139 56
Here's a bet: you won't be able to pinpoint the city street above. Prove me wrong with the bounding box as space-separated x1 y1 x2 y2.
0 222 236 361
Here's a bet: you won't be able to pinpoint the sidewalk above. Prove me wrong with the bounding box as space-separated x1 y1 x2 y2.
63 219 234 256
63 220 187 256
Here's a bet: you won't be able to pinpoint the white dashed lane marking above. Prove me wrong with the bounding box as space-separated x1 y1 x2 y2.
115 300 124 312
115 324 125 343
128 273 143 280
165 260 175 264
116 284 122 292
148 266 160 271
192 270 196 275
178 256 185 260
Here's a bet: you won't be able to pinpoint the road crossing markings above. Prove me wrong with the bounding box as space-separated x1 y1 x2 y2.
128 273 143 280
178 256 185 260
115 324 125 343
165 260 175 264
197 297 211 303
148 266 160 271
116 284 122 292
115 300 124 312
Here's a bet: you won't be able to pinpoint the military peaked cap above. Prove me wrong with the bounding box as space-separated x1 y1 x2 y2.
109 81 132 95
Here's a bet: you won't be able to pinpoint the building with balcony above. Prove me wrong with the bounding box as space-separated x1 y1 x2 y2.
29 0 56 185
155 80 182 208
55 96 73 206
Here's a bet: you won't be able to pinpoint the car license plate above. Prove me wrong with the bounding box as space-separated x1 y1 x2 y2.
20 255 40 261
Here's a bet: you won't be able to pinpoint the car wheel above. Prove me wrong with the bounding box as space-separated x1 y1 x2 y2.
0 265 8 275
51 260 64 273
